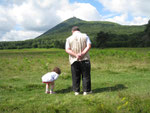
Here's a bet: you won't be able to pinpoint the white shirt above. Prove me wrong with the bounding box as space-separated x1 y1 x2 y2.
65 31 91 49
42 72 59 82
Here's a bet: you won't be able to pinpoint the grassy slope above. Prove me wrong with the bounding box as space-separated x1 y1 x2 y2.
0 48 150 113
36 17 146 41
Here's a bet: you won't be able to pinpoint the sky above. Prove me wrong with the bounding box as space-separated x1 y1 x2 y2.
0 0 150 41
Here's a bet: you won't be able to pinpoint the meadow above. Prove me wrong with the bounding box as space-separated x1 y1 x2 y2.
0 48 150 113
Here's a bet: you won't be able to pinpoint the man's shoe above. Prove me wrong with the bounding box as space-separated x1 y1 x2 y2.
83 91 92 95
75 92 79 95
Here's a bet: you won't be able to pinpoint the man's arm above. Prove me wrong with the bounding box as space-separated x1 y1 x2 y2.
65 48 79 59
82 44 91 55
80 43 91 58
65 43 91 60
65 38 80 59
65 36 91 59
81 35 91 56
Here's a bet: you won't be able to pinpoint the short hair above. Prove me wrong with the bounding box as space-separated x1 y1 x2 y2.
72 26 80 31
52 67 61 74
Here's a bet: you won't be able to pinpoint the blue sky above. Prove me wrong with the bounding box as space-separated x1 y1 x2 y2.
0 0 150 41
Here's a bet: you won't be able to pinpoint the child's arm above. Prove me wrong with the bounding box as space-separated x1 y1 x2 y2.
53 73 59 81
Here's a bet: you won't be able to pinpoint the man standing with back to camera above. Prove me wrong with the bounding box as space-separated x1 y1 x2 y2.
65 26 92 95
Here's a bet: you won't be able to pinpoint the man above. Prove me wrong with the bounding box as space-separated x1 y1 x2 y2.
65 26 92 95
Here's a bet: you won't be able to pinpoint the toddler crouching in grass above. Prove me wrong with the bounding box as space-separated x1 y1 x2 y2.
42 67 61 94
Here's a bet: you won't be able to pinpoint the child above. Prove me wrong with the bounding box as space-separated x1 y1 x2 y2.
42 67 61 94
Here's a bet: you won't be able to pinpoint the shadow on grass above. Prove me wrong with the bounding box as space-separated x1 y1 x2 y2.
55 84 127 94
56 86 72 94
93 84 127 93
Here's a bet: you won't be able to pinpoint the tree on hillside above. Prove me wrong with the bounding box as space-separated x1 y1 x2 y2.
142 20 150 46
94 31 110 48
145 20 150 36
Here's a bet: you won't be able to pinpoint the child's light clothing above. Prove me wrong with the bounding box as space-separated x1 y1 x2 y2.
42 72 59 83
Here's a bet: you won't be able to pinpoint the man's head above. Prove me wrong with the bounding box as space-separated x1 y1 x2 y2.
72 26 80 32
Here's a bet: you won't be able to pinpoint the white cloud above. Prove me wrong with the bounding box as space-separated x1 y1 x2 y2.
9 0 101 32
129 16 148 25
0 0 149 41
104 14 148 25
57 2 102 21
10 0 61 31
0 6 15 32
1 30 41 41
0 0 102 41
98 0 150 16
105 13 128 25
98 0 150 25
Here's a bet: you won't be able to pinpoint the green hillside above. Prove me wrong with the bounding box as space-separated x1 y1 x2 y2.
0 17 148 49
36 17 145 40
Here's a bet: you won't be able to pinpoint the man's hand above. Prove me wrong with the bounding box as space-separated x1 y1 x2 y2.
66 43 91 60
76 53 85 60
76 53 82 60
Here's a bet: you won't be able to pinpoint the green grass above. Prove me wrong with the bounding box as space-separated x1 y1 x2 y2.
0 48 150 113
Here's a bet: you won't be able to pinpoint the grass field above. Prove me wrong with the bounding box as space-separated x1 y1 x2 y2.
0 48 150 113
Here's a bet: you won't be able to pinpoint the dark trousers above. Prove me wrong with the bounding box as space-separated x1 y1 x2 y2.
71 60 91 92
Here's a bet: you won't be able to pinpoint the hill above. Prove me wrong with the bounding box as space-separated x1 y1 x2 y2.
36 17 145 40
0 17 147 49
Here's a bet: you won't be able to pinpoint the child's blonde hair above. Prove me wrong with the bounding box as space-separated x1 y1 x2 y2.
52 67 61 74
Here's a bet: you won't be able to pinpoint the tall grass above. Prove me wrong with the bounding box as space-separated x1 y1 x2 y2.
0 48 150 113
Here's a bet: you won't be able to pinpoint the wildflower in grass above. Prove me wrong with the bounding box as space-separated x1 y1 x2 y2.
117 97 129 110
117 105 122 110
101 104 104 109
123 101 128 106
121 97 126 101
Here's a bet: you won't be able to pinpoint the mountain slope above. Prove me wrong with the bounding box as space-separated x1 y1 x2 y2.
36 17 146 41
0 17 147 49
